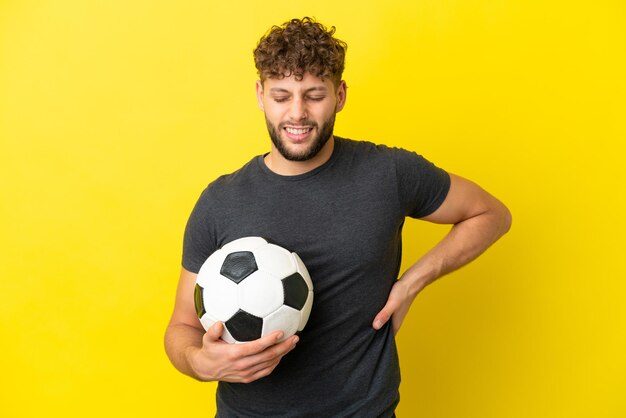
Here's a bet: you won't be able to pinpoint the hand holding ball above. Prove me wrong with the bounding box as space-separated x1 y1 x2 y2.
194 237 314 343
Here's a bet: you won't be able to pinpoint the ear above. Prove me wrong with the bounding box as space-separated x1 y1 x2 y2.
255 80 265 111
335 80 347 113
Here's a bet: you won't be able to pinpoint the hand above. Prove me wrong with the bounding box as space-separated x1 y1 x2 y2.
372 279 416 335
187 322 299 383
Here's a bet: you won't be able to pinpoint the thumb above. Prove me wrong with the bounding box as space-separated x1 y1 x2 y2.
372 299 399 330
206 321 224 341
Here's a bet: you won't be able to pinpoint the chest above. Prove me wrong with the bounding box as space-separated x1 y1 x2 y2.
218 174 403 263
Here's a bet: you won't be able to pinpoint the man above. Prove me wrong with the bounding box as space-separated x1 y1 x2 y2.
165 17 511 417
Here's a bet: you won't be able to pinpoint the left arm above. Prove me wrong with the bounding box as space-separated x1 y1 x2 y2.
372 173 512 333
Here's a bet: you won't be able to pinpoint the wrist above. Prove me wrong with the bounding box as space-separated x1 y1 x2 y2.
400 260 441 296
184 345 209 382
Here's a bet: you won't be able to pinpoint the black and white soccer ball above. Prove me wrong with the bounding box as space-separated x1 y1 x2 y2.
194 237 314 343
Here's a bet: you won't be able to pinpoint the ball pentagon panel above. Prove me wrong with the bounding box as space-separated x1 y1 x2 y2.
220 251 258 284
225 310 264 342
194 283 208 319
282 273 309 311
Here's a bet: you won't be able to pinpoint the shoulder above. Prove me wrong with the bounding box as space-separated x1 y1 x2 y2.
202 156 262 195
336 137 427 169
338 137 395 154
338 137 418 157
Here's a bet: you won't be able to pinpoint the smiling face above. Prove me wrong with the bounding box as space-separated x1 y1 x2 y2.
256 72 347 168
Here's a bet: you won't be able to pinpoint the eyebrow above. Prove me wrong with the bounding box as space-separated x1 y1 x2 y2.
268 86 328 94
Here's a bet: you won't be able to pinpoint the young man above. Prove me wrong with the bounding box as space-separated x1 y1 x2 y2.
165 17 511 417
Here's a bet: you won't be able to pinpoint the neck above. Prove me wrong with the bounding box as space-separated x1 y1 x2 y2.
264 136 336 176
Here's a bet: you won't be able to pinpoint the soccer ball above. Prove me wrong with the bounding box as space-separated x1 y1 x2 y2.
194 237 314 343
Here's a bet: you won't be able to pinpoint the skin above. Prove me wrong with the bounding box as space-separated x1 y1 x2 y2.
164 72 512 382
372 174 512 334
255 73 347 175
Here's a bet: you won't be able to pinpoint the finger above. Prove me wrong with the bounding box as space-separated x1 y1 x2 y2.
220 355 279 384
244 360 281 383
236 335 298 373
240 357 281 379
236 337 298 383
236 330 285 357
233 361 279 384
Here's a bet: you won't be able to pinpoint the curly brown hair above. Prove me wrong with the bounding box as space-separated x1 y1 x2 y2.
253 17 347 87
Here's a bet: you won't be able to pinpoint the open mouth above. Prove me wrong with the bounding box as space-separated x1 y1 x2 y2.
284 126 313 135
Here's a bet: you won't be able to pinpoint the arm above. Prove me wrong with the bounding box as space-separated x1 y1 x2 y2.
372 173 512 333
164 267 299 383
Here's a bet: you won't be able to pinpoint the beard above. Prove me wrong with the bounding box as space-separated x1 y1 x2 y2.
265 114 336 162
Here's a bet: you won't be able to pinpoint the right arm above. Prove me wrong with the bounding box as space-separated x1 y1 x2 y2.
164 267 299 383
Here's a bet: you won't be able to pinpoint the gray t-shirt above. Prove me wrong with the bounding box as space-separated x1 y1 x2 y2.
183 137 450 418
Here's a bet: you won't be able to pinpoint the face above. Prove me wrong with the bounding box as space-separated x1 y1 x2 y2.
256 72 347 162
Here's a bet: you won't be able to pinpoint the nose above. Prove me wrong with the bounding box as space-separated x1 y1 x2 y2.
288 97 307 121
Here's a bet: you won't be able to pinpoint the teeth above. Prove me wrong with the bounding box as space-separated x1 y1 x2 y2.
286 127 312 135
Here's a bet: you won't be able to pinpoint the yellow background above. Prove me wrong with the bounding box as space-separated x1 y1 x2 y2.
1 0 624 416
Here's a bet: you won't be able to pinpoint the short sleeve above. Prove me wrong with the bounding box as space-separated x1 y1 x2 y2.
181 187 218 273
394 149 451 218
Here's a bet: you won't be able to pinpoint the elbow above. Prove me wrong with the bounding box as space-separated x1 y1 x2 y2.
498 202 513 236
